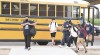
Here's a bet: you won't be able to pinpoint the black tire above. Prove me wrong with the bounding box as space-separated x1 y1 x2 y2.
37 41 48 45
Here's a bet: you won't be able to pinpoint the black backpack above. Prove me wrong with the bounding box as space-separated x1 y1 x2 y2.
30 26 36 38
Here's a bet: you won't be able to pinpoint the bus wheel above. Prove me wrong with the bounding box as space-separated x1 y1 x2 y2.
37 41 48 45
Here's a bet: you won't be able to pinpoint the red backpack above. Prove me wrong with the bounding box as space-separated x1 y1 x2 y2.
79 27 87 38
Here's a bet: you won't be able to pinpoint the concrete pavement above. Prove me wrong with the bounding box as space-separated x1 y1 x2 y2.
0 46 77 55
0 45 100 55
0 36 100 55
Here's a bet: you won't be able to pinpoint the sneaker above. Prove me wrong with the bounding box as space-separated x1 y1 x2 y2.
51 44 54 47
75 50 79 53
70 44 73 47
78 48 79 50
25 47 28 49
67 45 70 47
58 45 63 48
66 46 68 48
52 43 55 46
28 47 31 51
85 50 87 53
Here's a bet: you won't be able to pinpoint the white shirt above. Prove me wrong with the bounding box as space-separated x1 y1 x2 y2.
25 25 29 29
70 26 78 37
48 22 58 33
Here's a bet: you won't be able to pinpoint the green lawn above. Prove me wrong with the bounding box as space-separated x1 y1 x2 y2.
87 19 100 25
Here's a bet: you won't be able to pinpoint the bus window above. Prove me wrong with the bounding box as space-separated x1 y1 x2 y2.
73 6 80 18
11 3 19 15
39 4 46 16
48 5 55 17
30 4 38 16
65 6 72 17
56 5 63 17
1 2 10 14
21 3 28 15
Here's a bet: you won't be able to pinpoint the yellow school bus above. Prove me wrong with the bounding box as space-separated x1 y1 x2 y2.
0 0 89 45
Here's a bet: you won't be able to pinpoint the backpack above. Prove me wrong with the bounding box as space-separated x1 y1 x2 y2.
80 28 86 37
29 26 36 38
50 22 57 28
83 28 87 37
73 26 77 32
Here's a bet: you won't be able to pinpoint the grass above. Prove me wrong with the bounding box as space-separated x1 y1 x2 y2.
87 19 100 25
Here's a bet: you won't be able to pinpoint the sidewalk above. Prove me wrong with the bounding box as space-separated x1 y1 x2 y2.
0 41 100 55
0 46 77 55
0 46 100 55
71 46 100 55
94 36 100 40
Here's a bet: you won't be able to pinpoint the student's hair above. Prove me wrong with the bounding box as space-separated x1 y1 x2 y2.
25 16 29 18
69 20 72 24
81 13 83 16
76 14 79 17
25 16 29 22
88 21 90 23
52 18 55 20
65 20 69 22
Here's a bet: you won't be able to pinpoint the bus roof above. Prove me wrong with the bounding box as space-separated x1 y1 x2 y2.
1 0 90 7
30 0 88 4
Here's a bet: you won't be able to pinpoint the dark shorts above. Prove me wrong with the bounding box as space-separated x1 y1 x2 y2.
51 32 56 37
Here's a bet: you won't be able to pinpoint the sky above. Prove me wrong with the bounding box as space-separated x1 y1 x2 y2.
95 4 100 9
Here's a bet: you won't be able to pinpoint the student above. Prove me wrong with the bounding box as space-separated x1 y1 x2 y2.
76 24 87 53
48 18 58 45
86 21 93 46
58 20 70 47
21 16 36 50
80 13 84 25
68 25 78 47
